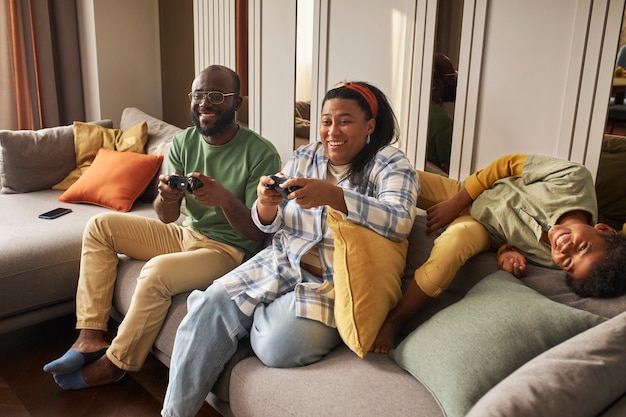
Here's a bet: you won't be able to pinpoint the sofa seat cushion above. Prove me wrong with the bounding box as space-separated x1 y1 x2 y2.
0 190 158 334
228 346 443 417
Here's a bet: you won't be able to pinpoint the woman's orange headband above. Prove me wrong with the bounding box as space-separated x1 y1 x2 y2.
334 82 378 119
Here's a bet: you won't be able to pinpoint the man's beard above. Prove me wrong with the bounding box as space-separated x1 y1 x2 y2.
191 108 236 137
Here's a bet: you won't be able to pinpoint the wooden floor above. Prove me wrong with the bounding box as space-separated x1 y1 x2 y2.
0 315 223 417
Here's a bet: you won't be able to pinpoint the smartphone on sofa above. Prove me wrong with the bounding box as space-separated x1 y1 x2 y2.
38 207 72 220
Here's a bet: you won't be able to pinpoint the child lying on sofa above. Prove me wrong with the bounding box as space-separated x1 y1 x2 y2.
373 153 626 354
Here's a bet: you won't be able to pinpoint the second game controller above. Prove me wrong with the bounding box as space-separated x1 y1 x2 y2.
266 175 302 199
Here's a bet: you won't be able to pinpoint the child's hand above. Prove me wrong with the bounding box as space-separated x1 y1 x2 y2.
426 189 472 233
498 249 527 277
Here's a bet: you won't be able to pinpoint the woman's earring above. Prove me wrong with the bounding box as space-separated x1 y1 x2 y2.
366 135 371 145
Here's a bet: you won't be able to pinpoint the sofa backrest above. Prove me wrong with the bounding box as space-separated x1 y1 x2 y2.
119 107 184 202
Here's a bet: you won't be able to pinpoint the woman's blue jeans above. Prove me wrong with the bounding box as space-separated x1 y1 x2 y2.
161 276 341 417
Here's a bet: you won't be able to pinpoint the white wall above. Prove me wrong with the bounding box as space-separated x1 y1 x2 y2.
295 0 314 102
193 0 237 74
468 0 623 177
77 0 162 125
249 0 298 164
472 2 577 164
249 0 624 178
324 0 421 159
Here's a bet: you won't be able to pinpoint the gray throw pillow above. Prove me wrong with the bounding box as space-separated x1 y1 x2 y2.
0 120 113 194
391 271 606 417
466 309 626 417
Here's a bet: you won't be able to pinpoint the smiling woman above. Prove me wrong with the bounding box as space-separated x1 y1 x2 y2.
161 80 419 417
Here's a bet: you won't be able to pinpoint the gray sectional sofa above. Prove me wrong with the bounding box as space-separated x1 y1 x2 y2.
2 107 626 417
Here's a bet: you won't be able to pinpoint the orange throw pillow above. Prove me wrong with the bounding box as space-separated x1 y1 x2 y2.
59 147 163 212
53 121 148 190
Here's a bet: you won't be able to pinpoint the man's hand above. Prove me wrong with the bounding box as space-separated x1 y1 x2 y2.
187 173 229 208
155 173 184 223
498 249 527 278
158 173 184 204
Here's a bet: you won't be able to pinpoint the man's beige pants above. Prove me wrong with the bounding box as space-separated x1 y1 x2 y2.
76 212 244 371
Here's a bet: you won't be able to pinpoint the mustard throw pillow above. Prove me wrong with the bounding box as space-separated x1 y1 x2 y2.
327 207 408 358
53 121 148 190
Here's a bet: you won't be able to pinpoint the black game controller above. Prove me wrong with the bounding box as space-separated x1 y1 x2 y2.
167 175 203 192
266 175 302 199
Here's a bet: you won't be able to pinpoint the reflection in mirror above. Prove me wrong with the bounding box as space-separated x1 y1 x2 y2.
294 0 314 150
427 53 457 175
424 0 464 177
597 9 626 232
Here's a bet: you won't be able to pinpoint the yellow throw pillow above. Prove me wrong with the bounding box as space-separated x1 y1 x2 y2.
327 207 408 358
58 148 163 212
53 121 148 190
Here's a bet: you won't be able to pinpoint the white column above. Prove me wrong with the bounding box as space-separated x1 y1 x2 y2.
194 0 236 74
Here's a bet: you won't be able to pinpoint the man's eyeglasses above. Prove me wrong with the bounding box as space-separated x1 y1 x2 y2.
188 91 237 104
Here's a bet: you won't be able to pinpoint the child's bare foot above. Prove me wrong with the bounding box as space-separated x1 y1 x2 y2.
371 320 401 354
371 280 432 354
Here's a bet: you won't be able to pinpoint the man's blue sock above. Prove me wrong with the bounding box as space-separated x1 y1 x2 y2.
53 368 91 390
43 347 108 375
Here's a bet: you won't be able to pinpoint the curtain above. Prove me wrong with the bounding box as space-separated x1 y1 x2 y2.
0 0 84 130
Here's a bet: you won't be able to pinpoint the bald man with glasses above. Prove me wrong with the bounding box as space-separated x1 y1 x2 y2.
44 65 281 390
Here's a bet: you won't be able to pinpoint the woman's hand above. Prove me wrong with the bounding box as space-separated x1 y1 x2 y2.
284 178 347 213
256 175 284 224
257 175 286 206
261 176 348 214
